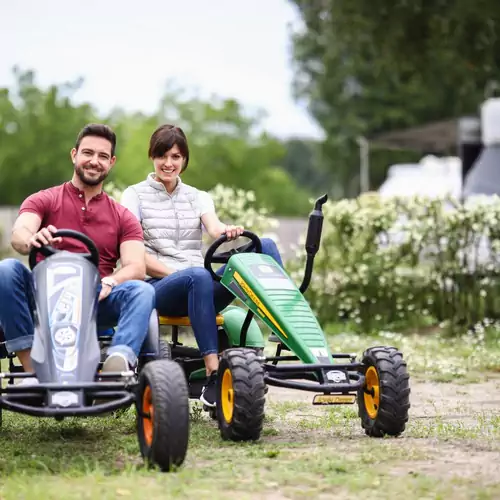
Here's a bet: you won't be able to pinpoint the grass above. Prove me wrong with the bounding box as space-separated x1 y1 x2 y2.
324 323 500 383
1 328 500 499
1 401 499 499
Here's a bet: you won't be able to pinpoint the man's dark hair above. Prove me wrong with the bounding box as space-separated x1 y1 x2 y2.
75 123 117 156
148 124 190 171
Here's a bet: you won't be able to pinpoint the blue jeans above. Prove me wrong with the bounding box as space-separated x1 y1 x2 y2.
0 258 155 367
149 238 283 356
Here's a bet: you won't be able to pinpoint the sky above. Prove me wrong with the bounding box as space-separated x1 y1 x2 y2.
0 0 324 140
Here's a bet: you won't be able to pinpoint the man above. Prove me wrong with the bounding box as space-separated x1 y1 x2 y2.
0 123 154 385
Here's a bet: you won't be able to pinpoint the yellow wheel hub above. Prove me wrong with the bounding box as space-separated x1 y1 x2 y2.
364 366 380 419
221 368 234 423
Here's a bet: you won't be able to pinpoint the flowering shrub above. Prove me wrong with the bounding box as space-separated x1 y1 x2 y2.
293 193 500 332
207 184 279 237
106 180 500 333
103 181 123 203
328 321 500 379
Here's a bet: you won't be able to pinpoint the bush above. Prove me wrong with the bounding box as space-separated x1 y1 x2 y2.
207 184 279 236
107 181 500 334
292 193 500 333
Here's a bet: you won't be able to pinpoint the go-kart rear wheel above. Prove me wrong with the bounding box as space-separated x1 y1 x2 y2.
113 340 170 419
358 346 410 437
157 339 172 360
217 348 266 441
137 359 189 471
137 339 171 374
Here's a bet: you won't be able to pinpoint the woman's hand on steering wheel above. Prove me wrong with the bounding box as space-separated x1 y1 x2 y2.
29 225 62 249
223 224 244 241
204 229 262 281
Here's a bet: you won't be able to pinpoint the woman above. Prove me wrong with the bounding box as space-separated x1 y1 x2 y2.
120 124 283 407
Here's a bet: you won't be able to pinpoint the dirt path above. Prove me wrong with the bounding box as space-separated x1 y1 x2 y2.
264 377 500 489
266 376 500 415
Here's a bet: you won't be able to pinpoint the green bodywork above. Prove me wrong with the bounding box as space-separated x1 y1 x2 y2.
220 253 333 365
219 305 265 348
188 305 265 383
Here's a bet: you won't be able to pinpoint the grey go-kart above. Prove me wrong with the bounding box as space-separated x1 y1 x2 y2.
0 229 189 472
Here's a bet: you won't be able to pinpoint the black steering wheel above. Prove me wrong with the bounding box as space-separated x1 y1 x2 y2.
204 230 262 281
29 229 100 271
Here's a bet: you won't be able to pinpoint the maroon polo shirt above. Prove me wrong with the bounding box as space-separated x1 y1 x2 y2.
19 182 143 278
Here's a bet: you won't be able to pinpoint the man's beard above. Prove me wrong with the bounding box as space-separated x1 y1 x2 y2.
74 164 109 186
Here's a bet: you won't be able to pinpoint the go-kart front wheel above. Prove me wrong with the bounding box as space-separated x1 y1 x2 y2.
217 348 266 441
358 346 410 437
137 359 189 471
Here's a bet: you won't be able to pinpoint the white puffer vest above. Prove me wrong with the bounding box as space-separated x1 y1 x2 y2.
131 174 204 271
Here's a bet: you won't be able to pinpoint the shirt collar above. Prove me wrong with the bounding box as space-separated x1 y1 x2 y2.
67 181 104 200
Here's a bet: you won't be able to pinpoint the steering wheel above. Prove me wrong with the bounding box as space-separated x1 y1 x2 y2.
29 229 100 271
204 230 262 281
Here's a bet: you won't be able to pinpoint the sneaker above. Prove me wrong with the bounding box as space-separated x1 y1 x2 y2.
101 352 130 376
94 353 131 408
200 371 218 408
7 377 39 388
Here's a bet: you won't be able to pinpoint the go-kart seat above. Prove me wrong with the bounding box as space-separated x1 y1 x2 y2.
159 314 224 346
159 315 224 327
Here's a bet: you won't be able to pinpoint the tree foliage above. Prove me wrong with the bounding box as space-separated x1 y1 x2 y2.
289 0 500 195
0 68 96 204
280 138 332 193
0 69 321 215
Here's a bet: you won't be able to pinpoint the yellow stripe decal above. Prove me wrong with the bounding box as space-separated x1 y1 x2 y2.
233 271 287 338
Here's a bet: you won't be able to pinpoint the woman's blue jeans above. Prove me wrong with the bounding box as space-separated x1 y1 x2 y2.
149 238 283 356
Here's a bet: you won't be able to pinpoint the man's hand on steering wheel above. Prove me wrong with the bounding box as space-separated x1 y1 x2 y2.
29 225 62 249
28 229 100 271
223 224 244 241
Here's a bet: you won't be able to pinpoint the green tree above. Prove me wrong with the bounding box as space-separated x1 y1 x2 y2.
281 138 332 194
0 68 96 205
0 69 313 215
288 0 500 196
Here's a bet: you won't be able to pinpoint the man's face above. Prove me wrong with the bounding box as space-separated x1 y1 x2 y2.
70 136 116 186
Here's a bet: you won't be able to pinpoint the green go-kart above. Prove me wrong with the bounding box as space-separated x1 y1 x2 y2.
158 194 410 441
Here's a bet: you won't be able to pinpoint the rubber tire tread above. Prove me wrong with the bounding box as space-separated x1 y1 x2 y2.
217 348 266 442
137 339 171 374
158 339 172 360
137 359 190 471
358 346 411 437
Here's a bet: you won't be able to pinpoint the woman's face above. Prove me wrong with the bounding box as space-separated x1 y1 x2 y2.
153 144 185 185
